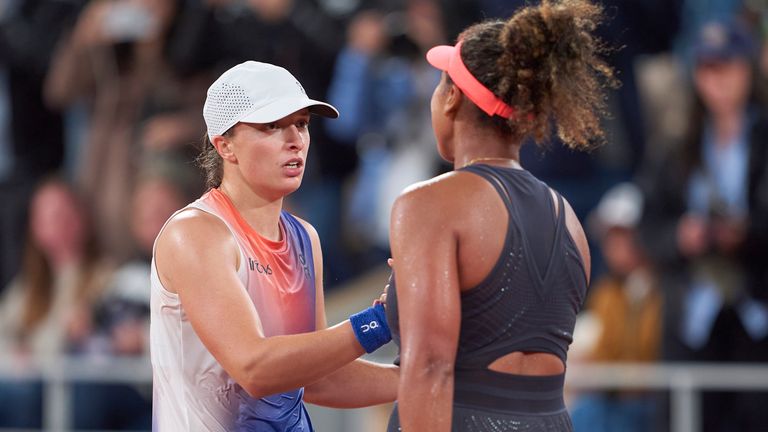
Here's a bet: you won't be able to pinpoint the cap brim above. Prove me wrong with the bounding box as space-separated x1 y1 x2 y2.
694 48 747 64
240 97 339 124
426 45 455 72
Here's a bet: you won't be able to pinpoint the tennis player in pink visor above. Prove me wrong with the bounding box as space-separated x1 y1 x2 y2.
384 1 616 430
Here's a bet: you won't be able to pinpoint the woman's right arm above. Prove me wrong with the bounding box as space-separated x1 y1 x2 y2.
154 210 366 398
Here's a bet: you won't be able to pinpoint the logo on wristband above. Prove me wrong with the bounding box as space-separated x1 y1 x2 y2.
361 321 379 333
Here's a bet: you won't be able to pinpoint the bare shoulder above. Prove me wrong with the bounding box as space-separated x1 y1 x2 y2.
155 209 240 287
393 171 484 218
156 208 233 255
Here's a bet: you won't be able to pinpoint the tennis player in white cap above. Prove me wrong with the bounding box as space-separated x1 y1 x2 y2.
149 61 397 431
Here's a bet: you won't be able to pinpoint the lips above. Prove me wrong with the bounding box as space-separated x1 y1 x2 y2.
282 158 304 177
283 158 304 169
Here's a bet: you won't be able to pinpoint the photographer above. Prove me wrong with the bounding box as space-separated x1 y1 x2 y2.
44 0 205 263
640 20 768 431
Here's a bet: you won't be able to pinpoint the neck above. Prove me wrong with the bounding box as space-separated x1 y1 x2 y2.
49 248 82 273
218 182 284 241
712 110 745 147
452 120 521 170
461 156 522 169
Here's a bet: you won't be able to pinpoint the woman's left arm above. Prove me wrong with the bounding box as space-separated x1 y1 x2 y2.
388 183 462 432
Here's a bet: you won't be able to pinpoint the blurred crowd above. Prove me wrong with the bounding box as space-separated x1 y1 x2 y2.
0 0 767 430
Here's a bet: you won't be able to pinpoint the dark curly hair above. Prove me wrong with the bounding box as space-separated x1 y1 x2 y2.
456 0 617 150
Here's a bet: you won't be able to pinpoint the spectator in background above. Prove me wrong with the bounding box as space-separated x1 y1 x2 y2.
44 0 206 263
0 0 79 291
0 176 160 430
745 0 768 104
640 20 768 431
92 172 190 359
520 0 682 223
325 1 444 262
0 178 113 429
73 173 191 430
570 183 661 432
675 0 746 64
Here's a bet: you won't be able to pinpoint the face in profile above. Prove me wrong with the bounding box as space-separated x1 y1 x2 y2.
30 182 86 259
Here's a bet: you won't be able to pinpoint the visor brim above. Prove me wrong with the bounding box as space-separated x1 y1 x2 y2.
426 45 455 72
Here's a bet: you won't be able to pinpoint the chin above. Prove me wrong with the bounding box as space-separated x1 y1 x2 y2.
281 179 303 196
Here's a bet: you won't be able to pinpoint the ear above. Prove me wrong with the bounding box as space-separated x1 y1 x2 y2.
443 83 462 118
212 134 237 163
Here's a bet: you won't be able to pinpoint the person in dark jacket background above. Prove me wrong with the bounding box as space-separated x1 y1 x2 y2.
640 19 768 432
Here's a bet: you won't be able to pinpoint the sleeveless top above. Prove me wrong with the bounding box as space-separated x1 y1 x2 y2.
386 164 588 370
150 188 316 431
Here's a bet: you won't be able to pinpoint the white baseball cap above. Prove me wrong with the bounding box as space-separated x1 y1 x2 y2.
203 61 339 140
589 182 644 237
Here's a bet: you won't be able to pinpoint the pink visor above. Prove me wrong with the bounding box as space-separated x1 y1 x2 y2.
426 41 517 119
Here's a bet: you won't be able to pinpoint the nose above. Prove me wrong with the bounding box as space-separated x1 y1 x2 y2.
284 125 305 150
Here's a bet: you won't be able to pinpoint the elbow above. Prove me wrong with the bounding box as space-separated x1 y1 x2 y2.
241 374 277 399
239 356 279 398
403 350 455 383
238 350 306 399
422 357 455 381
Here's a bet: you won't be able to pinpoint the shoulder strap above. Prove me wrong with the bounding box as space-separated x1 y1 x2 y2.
555 191 566 227
459 164 514 211
280 211 316 282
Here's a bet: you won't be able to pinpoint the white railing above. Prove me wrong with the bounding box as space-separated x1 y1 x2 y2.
0 356 151 432
568 362 768 432
2 357 768 432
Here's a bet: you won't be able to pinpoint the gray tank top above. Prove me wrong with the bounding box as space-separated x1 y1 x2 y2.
386 164 588 369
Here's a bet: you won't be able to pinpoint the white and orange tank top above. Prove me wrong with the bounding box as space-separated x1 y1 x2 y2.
150 188 317 431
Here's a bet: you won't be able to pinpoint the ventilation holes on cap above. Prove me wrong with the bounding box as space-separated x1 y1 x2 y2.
204 83 254 136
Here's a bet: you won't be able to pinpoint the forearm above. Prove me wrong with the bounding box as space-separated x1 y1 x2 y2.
398 363 454 432
304 358 399 407
44 29 101 109
241 321 365 398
